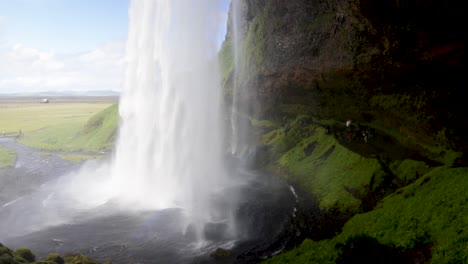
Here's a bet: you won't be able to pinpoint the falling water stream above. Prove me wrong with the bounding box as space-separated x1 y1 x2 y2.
0 1 300 263
111 0 228 239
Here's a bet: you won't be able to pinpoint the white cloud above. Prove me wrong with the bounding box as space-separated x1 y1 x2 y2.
0 42 125 93
0 16 6 44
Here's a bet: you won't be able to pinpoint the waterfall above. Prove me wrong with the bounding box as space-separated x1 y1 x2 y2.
111 0 226 236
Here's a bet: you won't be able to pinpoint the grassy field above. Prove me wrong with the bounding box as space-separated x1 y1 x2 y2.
0 97 117 152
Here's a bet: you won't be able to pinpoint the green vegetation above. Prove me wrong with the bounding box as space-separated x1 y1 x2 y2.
264 167 468 263
0 243 103 264
263 239 338 264
72 103 118 151
0 145 16 168
0 103 110 135
1 103 118 152
260 116 386 212
14 248 36 262
256 113 467 263
59 154 103 163
241 6 268 79
218 39 234 87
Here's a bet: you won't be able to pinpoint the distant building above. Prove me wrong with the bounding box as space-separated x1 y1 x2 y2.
41 98 49 103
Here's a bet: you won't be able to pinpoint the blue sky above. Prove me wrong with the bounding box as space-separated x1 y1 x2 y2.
0 0 230 93
0 0 130 53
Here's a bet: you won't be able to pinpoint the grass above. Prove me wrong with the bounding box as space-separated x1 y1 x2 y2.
72 103 118 151
262 116 386 212
264 166 468 263
278 127 381 211
259 113 466 262
0 102 110 133
341 166 468 263
218 39 234 86
59 153 103 163
0 145 16 168
0 102 116 151
263 239 338 264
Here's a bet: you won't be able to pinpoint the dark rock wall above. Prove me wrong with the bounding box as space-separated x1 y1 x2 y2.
222 0 466 150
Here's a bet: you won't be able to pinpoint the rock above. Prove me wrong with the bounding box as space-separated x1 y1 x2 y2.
222 0 466 149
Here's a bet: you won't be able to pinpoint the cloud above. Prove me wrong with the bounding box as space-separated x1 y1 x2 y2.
0 42 125 93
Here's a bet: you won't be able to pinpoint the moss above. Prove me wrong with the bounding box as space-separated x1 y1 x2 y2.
266 119 386 212
13 255 29 263
262 239 338 264
241 6 268 79
0 254 15 264
63 255 100 264
265 167 468 263
45 253 64 264
390 159 430 184
341 167 468 262
14 248 35 262
0 245 13 257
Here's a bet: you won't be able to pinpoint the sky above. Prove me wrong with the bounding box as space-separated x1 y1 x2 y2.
0 0 230 94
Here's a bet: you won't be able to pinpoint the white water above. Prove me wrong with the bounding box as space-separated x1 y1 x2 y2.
0 0 243 244
110 0 227 234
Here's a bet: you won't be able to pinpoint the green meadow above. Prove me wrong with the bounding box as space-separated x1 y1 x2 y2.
0 98 118 167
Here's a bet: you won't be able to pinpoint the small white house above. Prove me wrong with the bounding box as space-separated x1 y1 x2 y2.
41 98 49 104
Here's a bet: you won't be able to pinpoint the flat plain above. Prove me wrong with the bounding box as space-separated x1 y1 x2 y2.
0 96 118 167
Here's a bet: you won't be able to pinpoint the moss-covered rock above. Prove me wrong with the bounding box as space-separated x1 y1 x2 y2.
0 245 13 257
264 166 468 263
62 254 100 264
0 254 15 264
14 248 35 263
45 253 64 264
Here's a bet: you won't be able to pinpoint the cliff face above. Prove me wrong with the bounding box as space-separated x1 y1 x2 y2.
220 1 467 263
221 0 466 150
